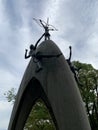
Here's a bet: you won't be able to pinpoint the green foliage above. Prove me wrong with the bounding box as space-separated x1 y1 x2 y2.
4 88 16 103
73 61 98 130
24 99 56 130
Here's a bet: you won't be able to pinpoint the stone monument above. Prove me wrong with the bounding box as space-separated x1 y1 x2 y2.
8 19 91 130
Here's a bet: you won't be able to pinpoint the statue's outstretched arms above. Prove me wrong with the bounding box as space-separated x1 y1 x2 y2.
25 49 30 59
34 33 45 49
49 28 54 31
68 46 72 61
39 19 45 28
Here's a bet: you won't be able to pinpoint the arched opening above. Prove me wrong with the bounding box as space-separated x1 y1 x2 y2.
24 99 56 130
19 78 58 130
13 77 58 130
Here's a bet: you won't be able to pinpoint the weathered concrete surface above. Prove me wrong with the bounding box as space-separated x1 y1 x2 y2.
8 40 91 130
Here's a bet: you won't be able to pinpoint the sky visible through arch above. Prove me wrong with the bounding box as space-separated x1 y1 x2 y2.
0 0 98 129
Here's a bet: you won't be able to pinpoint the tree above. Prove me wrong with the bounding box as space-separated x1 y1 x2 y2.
73 61 98 130
24 99 56 130
4 88 16 104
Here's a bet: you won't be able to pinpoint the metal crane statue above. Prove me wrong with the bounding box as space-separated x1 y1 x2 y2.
33 18 58 41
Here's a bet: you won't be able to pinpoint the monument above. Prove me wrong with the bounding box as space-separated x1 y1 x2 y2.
8 19 91 130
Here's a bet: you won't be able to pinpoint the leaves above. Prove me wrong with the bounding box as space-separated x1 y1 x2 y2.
73 61 98 130
24 99 56 130
4 88 16 104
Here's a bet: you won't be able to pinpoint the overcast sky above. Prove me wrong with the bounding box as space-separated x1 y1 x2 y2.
0 0 98 129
